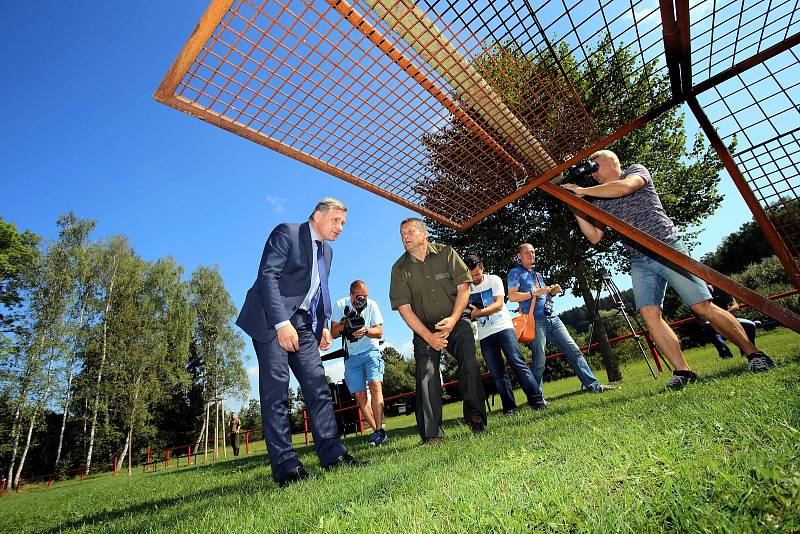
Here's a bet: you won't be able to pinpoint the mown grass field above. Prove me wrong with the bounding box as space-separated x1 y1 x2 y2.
2 329 799 533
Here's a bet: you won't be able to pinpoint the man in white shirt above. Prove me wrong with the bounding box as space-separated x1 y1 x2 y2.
465 254 546 413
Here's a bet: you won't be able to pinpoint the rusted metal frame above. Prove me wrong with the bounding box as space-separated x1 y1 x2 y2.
538 180 800 333
687 95 800 291
163 94 462 227
155 0 237 102
324 0 527 182
210 7 273 119
459 97 682 229
225 2 317 126
659 0 684 97
674 0 692 95
692 31 800 95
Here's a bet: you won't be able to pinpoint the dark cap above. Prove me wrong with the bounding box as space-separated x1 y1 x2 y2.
464 254 482 270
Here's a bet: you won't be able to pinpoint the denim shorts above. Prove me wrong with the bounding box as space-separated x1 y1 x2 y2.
344 347 384 393
629 239 712 311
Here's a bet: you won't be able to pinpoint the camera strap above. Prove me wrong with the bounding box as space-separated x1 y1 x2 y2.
341 335 349 360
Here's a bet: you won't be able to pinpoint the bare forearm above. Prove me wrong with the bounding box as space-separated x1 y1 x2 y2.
398 305 432 340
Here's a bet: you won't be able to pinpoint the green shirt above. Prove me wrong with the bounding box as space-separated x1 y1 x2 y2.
389 243 471 327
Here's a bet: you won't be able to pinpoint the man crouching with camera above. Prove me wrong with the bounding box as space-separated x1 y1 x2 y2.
331 280 389 446
562 149 776 389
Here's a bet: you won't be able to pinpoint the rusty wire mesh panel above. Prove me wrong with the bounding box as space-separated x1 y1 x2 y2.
689 0 799 84
695 44 800 257
157 0 683 227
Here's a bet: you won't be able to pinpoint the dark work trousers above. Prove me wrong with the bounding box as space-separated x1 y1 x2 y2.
253 311 346 482
230 432 240 456
412 318 486 439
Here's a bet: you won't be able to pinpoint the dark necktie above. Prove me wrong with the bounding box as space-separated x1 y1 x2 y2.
310 241 332 332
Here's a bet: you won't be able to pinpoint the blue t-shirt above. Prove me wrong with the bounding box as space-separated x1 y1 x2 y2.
331 297 383 355
507 266 547 319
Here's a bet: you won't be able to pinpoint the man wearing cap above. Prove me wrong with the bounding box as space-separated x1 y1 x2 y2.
465 254 546 413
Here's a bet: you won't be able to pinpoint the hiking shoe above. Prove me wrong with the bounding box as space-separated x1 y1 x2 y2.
368 429 389 447
666 370 698 390
747 351 776 373
468 415 486 434
531 401 548 410
588 384 617 393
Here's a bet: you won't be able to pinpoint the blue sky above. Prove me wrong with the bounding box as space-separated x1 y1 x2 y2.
1 1 752 408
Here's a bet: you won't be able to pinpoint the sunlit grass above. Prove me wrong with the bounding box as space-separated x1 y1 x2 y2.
2 329 798 533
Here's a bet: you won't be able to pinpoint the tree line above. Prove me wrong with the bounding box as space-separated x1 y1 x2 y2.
0 213 248 487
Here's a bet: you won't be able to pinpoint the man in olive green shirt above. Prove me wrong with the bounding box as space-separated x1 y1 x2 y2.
389 217 487 442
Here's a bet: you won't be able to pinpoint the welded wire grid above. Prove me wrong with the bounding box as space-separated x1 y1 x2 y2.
694 43 800 257
163 0 676 226
689 0 800 84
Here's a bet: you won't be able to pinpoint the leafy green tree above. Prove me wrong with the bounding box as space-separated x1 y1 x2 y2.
108 258 192 471
426 37 726 381
188 266 248 451
0 218 40 337
381 346 415 398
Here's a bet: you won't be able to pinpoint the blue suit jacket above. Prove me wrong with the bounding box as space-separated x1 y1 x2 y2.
236 222 333 343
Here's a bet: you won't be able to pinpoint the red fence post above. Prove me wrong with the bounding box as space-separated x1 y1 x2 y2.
1 478 7 496
643 332 664 372
303 410 310 446
245 431 250 455
114 456 118 477
166 448 171 469
187 445 192 466
48 476 52 488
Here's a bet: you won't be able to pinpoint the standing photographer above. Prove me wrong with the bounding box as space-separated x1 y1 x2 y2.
508 244 611 398
331 280 388 446
465 254 546 414
562 149 776 389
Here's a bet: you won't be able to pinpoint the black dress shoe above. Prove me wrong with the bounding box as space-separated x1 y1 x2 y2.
278 465 309 488
324 453 370 470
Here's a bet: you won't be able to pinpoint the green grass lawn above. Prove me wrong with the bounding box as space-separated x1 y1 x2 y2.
2 329 799 533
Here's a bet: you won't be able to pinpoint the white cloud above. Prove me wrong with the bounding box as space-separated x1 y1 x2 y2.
324 359 345 383
246 364 259 379
264 195 288 213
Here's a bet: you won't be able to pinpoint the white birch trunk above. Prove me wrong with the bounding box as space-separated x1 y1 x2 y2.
85 257 118 476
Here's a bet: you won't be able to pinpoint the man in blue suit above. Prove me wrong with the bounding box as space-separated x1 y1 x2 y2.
237 198 366 487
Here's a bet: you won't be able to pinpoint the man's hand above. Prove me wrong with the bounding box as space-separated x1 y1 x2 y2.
434 316 456 337
469 305 480 320
352 326 368 339
561 183 586 196
426 331 448 351
277 324 300 353
549 283 562 295
319 328 332 351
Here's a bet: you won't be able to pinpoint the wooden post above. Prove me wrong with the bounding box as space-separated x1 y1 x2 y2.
303 409 310 446
245 431 250 455
146 447 151 472
113 455 118 477
204 401 210 464
221 402 227 459
213 399 219 460
127 430 132 477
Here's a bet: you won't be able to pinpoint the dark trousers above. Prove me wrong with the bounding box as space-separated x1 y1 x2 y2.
253 311 346 481
230 432 240 456
412 318 486 439
704 318 757 355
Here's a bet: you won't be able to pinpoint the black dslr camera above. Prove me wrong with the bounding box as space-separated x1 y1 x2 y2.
561 160 600 188
594 267 612 283
341 295 368 343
